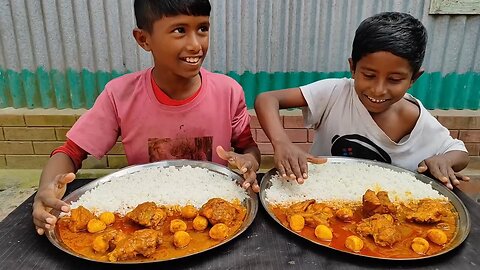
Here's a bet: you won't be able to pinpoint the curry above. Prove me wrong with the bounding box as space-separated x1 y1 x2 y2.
56 198 246 262
270 190 457 258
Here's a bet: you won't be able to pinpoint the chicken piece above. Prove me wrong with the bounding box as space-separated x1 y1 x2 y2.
173 231 191 248
199 198 246 227
286 200 333 228
192 215 208 231
427 229 448 245
92 229 127 254
345 235 364 252
126 202 166 229
411 237 429 254
285 199 316 216
107 229 162 262
314 225 333 241
362 190 396 217
406 199 450 224
356 214 402 247
209 223 229 240
68 206 95 232
336 208 354 222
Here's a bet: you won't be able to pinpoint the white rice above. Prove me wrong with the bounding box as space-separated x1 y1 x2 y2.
265 161 446 206
69 165 248 215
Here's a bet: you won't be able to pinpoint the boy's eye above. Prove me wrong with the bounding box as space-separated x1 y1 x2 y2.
199 25 210 33
173 27 186 34
389 78 404 83
362 73 375 79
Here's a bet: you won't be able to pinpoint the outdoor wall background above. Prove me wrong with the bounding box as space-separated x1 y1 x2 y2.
0 0 479 110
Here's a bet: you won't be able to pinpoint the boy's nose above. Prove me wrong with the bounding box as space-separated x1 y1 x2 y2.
186 34 202 52
372 81 387 95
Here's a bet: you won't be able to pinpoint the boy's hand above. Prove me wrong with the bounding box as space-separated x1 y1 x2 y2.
32 173 75 235
273 141 326 184
216 146 260 193
417 155 470 190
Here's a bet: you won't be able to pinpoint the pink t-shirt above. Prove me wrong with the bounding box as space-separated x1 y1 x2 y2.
67 68 252 166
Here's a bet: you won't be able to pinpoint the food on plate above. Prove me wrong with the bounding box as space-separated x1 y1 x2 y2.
314 224 333 241
209 223 229 240
55 165 250 262
181 205 198 219
345 235 364 252
99 212 115 225
193 215 209 231
288 214 305 232
266 162 458 258
87 218 107 233
411 237 429 254
169 219 187 233
173 231 191 248
427 229 448 245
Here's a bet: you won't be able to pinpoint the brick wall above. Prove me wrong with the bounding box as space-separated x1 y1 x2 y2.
0 108 478 169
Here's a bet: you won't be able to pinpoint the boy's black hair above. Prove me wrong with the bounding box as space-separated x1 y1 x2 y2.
134 0 211 33
351 12 427 74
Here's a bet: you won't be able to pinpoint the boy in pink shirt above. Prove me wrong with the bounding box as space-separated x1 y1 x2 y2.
33 0 260 235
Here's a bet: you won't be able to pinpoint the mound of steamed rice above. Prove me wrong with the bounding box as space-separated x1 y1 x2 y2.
69 165 248 215
265 161 447 206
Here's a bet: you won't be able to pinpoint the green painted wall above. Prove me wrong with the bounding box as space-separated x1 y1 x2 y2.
0 68 478 110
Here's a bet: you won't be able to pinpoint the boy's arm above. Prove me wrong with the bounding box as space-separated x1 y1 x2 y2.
33 153 76 235
254 88 314 182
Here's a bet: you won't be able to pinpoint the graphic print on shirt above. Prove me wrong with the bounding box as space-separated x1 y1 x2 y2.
148 136 213 162
331 134 392 163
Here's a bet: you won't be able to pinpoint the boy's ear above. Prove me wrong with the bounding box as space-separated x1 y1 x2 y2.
133 28 151 52
411 67 425 83
348 58 355 77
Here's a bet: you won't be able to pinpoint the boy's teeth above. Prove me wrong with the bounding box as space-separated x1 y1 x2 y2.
185 57 199 63
367 96 386 103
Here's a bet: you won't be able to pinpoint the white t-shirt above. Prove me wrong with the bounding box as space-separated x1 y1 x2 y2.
300 78 467 171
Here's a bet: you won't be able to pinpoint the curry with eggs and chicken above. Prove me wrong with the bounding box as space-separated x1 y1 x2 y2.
270 189 457 258
56 198 246 262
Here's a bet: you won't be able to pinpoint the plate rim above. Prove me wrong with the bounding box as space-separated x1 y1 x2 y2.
259 156 471 261
46 159 259 264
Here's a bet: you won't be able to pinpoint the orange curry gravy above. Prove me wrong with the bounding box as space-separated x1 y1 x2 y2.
270 201 457 258
56 211 243 262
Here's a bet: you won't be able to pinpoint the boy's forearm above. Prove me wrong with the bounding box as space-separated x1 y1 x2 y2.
443 150 470 172
39 153 76 189
254 94 292 147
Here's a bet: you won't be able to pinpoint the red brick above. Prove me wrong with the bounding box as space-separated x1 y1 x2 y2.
449 130 459 139
256 130 270 143
465 143 480 156
308 129 315 142
459 130 480 142
438 116 480 129
283 116 304 128
257 143 274 155
249 115 261 129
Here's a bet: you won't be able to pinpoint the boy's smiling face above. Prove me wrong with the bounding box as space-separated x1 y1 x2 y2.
136 15 210 80
349 51 421 114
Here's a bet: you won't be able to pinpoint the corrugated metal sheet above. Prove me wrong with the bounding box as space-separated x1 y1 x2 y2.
0 0 479 109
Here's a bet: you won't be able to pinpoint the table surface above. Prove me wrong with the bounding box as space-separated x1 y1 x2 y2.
1 176 479 270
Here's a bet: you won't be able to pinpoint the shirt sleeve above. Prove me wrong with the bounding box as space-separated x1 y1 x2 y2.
300 78 345 129
230 84 256 151
67 87 120 159
51 139 88 171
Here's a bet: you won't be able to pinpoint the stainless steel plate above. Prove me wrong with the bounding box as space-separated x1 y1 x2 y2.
46 159 258 264
259 157 471 260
